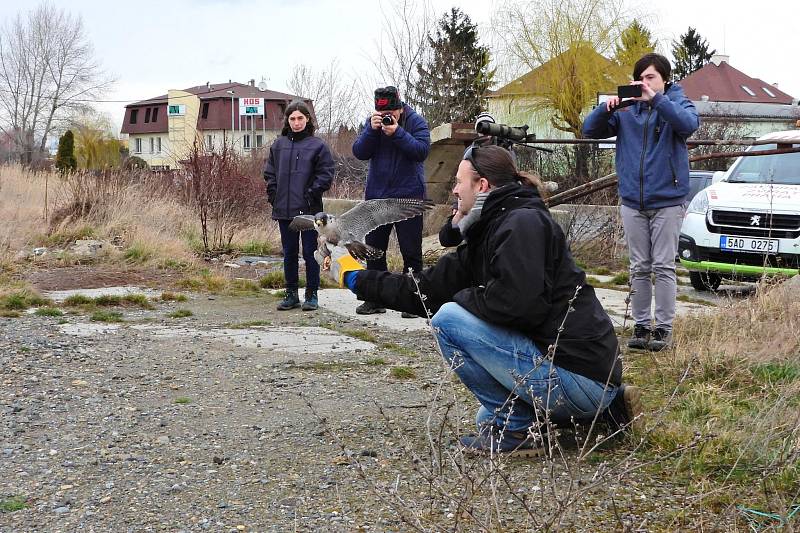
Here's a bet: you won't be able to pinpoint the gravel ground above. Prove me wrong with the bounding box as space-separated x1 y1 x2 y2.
1 285 737 531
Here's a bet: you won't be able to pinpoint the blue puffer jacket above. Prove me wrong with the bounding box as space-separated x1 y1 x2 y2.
583 84 699 210
352 103 430 200
264 133 334 220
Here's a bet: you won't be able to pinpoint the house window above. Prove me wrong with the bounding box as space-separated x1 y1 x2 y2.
763 87 776 98
156 137 162 153
206 135 213 149
256 134 263 148
201 102 209 119
243 134 251 150
130 109 138 124
134 138 142 154
149 138 154 154
144 108 151 123
741 85 756 97
151 107 159 121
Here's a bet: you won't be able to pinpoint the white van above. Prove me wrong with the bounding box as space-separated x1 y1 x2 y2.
678 129 800 291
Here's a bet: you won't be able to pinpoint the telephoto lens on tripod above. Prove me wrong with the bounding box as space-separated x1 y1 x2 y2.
475 121 529 141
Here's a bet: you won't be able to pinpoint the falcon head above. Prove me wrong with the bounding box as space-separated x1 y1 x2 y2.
314 212 334 228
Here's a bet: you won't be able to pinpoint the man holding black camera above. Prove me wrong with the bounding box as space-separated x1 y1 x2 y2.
351 86 431 316
583 53 699 351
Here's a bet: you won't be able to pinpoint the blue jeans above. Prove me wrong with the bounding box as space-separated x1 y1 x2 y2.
277 219 319 291
431 302 617 432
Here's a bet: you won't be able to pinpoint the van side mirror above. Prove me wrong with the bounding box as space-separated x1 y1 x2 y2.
711 171 725 184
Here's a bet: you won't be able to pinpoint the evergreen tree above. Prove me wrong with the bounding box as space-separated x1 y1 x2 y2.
55 130 77 172
671 27 716 80
615 20 657 73
412 8 494 128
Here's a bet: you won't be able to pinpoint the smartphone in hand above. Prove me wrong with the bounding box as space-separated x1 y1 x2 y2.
618 85 643 98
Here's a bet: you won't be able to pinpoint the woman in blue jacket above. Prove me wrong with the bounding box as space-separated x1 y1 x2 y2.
264 100 334 311
583 53 699 351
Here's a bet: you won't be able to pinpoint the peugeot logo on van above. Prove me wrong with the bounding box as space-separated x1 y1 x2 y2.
750 215 761 226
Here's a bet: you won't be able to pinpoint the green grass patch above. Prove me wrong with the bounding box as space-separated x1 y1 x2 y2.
390 366 417 380
676 294 716 307
365 357 387 366
63 294 93 306
90 310 123 322
177 270 227 293
229 278 261 294
751 362 800 384
36 225 95 247
234 240 275 256
159 292 188 302
65 293 154 309
174 397 191 404
0 495 28 512
156 258 192 271
34 307 63 317
590 266 612 275
0 310 21 318
123 243 154 264
0 289 49 310
610 271 630 285
342 329 377 343
167 309 193 318
381 342 415 356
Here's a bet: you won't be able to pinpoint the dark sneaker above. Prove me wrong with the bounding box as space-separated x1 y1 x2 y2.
459 425 547 458
627 324 651 350
301 289 318 311
400 311 419 319
277 289 300 311
648 328 672 352
604 384 644 432
355 301 386 315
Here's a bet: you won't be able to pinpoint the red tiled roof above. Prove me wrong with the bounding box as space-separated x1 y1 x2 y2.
679 61 795 104
128 82 305 107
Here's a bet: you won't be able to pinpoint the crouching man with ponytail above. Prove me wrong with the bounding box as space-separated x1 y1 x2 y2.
318 145 642 456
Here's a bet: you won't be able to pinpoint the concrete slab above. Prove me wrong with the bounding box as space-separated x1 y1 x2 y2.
44 286 161 303
59 323 121 336
129 324 375 355
317 289 431 332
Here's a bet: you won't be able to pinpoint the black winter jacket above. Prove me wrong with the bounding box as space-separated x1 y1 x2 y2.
354 182 621 385
264 133 334 220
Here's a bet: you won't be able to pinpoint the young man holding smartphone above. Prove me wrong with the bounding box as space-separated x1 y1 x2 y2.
583 53 700 351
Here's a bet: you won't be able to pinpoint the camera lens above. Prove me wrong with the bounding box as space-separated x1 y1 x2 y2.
381 114 393 126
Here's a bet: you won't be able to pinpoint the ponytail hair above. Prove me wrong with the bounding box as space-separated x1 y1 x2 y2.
466 144 546 196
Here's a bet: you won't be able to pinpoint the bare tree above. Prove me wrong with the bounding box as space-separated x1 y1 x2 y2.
0 2 112 164
364 0 434 109
287 59 361 142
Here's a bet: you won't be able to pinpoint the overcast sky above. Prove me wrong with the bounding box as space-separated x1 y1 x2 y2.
2 0 798 134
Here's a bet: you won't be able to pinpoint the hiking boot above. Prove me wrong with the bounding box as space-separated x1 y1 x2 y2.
459 425 547 458
301 289 319 311
627 324 651 350
277 288 300 311
648 327 672 352
604 384 644 432
400 311 419 319
355 301 386 315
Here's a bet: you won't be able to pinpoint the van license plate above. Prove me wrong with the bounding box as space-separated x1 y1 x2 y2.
720 235 779 253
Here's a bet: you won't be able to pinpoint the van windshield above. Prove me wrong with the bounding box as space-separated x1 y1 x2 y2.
726 143 800 185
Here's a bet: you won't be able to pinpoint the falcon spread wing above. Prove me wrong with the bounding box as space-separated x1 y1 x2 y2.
288 214 317 232
338 198 434 243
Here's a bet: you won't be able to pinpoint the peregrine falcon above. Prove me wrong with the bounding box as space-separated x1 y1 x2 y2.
289 198 434 261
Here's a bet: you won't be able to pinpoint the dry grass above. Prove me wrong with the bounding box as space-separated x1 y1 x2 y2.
0 164 284 274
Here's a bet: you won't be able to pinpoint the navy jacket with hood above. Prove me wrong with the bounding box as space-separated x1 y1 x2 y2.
352 103 430 200
264 131 334 220
583 83 699 210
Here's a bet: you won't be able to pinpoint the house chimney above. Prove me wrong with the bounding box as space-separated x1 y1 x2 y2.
701 95 710 102
710 54 729 66
249 79 255 87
